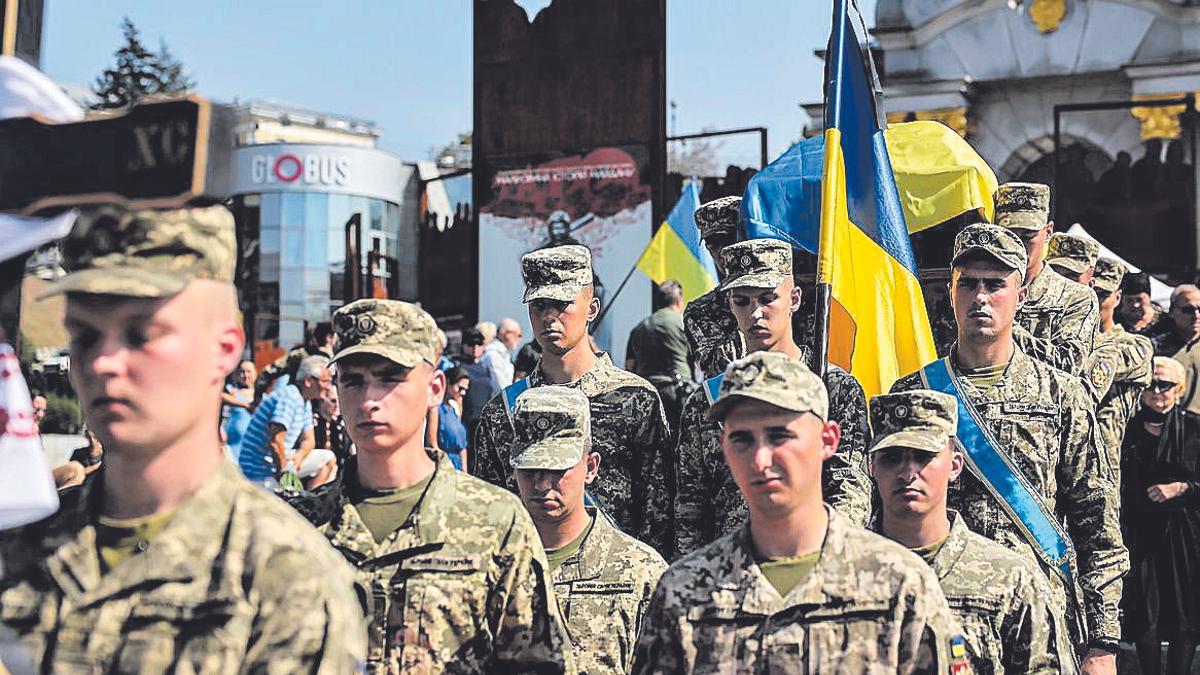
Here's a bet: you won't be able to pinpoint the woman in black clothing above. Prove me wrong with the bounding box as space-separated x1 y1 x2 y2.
1122 356 1200 675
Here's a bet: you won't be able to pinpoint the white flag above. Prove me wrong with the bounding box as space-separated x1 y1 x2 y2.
0 343 58 529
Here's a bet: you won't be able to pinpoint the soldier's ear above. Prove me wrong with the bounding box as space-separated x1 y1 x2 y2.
583 451 601 484
426 366 446 409
948 446 965 482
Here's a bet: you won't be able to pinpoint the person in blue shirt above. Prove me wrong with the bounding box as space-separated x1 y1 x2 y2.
437 366 471 470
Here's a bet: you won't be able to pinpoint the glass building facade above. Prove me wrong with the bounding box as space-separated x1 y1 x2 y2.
228 143 409 350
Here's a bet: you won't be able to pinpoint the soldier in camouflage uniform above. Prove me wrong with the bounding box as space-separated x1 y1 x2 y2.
682 196 745 378
472 245 673 555
892 224 1128 673
995 183 1099 374
0 204 366 673
286 299 574 673
869 390 1071 674
1045 232 1099 286
1079 258 1153 465
673 239 871 559
511 386 667 674
633 352 969 674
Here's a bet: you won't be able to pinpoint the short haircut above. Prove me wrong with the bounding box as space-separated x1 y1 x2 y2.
499 317 521 334
1170 284 1200 310
654 280 684 309
476 321 497 344
444 366 468 384
296 355 330 382
313 322 334 344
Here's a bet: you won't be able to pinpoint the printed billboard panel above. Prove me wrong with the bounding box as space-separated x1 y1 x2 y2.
478 146 652 366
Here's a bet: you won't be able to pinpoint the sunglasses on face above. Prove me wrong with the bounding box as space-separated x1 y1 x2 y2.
1149 380 1180 393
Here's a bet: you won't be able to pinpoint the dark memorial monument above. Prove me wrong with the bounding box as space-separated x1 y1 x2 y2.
458 0 667 330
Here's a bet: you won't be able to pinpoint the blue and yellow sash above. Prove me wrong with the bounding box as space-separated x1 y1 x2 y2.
501 377 531 423
703 373 723 405
920 358 1075 586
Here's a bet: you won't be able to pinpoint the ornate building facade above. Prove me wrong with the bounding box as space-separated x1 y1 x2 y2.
805 0 1200 278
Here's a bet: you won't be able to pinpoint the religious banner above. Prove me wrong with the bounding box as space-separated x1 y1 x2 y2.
478 146 653 364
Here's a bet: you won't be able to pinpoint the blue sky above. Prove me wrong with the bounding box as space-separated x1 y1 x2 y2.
42 0 876 164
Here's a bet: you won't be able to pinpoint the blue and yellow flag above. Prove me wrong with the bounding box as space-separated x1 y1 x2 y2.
816 0 935 398
636 180 716 304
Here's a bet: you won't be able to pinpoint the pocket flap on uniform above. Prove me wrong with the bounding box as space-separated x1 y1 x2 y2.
572 581 635 594
1001 401 1058 416
803 600 891 621
401 554 482 574
128 595 239 623
948 595 1003 614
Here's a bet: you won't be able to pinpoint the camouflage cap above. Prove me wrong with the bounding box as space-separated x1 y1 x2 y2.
952 224 1027 272
510 386 591 471
1046 232 1099 274
694 196 741 241
719 239 792 291
869 390 958 455
994 182 1050 231
521 245 592 303
330 299 439 369
707 351 828 423
40 203 235 299
1093 257 1126 293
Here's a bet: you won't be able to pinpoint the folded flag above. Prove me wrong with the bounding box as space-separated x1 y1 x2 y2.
635 180 716 304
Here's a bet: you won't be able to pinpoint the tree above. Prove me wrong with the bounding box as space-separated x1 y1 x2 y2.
91 17 195 110
668 134 725 177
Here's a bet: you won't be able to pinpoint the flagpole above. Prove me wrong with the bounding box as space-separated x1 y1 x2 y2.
813 0 848 381
589 262 638 335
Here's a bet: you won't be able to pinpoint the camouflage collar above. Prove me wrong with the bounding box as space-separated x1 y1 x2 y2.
528 352 618 397
553 507 616 583
1025 261 1076 305
325 450 459 559
40 459 241 606
726 507 861 614
927 510 971 582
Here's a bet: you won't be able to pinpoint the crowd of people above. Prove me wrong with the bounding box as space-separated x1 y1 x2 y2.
2 177 1199 674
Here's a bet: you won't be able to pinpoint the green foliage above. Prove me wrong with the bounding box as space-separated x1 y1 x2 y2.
91 17 195 110
42 393 82 435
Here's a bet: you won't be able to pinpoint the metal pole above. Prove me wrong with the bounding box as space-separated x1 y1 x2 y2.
760 128 769 169
589 262 638 335
812 283 831 379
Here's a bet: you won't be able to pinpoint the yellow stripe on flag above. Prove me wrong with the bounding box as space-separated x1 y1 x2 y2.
635 224 716 304
817 128 938 398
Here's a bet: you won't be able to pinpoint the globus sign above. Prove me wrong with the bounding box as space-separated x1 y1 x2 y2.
250 152 350 187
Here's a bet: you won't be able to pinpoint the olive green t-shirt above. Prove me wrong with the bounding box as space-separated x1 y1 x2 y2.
909 535 950 565
961 362 1006 392
544 514 595 574
351 472 435 544
756 549 822 598
95 508 178 574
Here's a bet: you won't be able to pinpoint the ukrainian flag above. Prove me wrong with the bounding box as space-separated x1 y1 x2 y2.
636 180 716 303
815 0 936 398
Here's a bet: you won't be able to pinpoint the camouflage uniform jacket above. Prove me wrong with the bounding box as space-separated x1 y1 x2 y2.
1013 266 1099 374
554 508 667 675
893 347 1129 644
287 451 574 674
0 460 366 674
892 511 1071 675
682 287 744 378
672 346 871 559
631 508 962 674
473 353 673 555
1083 326 1153 467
